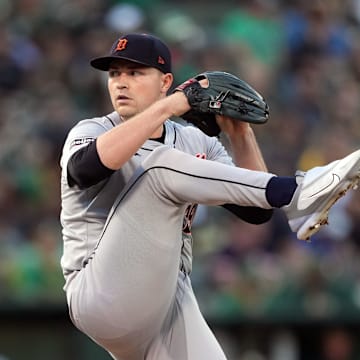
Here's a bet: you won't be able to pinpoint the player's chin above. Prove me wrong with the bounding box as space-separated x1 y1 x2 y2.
116 107 137 120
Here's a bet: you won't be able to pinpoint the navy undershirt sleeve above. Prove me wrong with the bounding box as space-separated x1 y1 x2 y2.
222 204 274 224
223 176 297 223
67 139 115 188
265 176 298 208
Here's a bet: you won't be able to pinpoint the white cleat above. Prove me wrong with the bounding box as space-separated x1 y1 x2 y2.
284 149 360 241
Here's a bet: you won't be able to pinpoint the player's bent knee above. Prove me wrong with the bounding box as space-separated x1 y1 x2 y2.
71 290 163 342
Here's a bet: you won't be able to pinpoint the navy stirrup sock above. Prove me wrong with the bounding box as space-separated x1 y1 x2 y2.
265 176 298 208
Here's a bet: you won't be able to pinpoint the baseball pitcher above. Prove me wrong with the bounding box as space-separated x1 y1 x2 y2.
60 33 360 359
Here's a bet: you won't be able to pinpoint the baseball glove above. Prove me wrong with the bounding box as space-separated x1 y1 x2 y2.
174 71 269 136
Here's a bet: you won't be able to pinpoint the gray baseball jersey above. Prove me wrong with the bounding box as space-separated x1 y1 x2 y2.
60 111 273 359
60 111 233 286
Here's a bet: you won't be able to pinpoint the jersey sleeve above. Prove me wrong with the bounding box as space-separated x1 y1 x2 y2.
60 119 109 183
205 136 234 165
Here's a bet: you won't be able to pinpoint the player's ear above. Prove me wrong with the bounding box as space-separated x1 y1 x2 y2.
161 73 173 94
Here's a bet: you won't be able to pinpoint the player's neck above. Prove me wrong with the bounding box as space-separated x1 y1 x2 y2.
149 125 165 143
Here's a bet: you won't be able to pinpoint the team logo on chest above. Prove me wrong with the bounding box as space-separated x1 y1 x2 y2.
183 203 198 235
195 153 206 159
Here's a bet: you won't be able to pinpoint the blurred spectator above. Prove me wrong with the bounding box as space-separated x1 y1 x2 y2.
321 328 355 360
217 0 285 68
0 26 24 93
283 0 352 60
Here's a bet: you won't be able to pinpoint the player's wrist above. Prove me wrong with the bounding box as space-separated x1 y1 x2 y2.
228 125 254 145
165 92 191 117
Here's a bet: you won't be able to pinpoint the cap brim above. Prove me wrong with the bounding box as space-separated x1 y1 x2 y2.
90 56 152 71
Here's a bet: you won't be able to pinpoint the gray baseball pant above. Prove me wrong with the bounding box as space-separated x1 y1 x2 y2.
66 145 274 359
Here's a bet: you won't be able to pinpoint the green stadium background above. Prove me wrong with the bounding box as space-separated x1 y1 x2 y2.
1 0 360 359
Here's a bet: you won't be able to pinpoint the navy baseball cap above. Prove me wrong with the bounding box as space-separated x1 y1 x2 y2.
90 33 172 74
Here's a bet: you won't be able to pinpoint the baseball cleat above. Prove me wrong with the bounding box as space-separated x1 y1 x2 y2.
284 149 360 241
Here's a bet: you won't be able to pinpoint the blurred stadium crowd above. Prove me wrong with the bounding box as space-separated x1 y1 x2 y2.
1 0 360 357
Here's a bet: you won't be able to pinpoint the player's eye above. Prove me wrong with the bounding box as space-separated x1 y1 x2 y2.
109 70 120 77
129 69 141 76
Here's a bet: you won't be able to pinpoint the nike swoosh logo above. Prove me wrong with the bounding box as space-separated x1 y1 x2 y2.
308 173 340 198
298 173 340 210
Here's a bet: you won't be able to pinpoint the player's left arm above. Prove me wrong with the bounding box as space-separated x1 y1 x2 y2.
216 115 273 224
216 115 267 171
